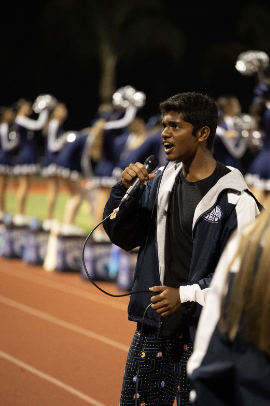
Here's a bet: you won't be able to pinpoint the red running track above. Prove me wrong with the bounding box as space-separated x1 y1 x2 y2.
0 257 136 406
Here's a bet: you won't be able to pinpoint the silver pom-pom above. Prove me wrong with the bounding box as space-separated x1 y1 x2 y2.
235 51 269 76
112 86 146 108
233 114 263 147
32 94 58 113
233 114 257 131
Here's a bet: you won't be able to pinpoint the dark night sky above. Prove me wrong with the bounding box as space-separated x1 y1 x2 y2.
1 0 270 130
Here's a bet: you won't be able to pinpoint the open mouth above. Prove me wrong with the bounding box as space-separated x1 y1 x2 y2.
163 142 174 153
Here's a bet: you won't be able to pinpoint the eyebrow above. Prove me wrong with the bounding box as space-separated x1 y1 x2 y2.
162 120 181 126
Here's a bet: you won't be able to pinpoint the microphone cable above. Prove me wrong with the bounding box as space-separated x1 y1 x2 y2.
81 211 151 297
82 154 159 296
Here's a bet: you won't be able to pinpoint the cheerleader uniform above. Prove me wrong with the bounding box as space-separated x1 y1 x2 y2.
119 130 165 168
51 105 138 183
0 123 18 174
112 130 166 182
245 103 270 190
93 104 137 186
42 119 65 177
54 132 89 180
13 109 49 175
213 116 247 171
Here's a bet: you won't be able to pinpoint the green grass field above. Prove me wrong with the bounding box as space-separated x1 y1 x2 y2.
6 190 94 232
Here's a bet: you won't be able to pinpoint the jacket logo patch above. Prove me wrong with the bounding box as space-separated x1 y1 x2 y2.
203 205 222 223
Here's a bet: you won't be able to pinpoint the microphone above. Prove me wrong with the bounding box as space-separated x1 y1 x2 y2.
119 155 159 207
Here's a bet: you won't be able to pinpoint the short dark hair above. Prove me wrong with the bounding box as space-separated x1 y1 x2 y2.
159 92 218 149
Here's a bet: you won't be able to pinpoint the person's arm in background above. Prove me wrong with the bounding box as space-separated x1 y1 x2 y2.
104 105 137 130
47 119 65 152
0 123 18 150
15 108 49 130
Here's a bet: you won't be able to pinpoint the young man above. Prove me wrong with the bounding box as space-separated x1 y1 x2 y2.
103 92 262 406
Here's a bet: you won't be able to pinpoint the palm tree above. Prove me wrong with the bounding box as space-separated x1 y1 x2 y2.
40 0 184 103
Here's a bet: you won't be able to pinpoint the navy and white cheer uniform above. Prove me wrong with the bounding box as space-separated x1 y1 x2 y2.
42 119 65 177
13 109 49 175
0 123 18 174
93 105 137 186
214 116 247 171
245 103 270 190
55 132 89 180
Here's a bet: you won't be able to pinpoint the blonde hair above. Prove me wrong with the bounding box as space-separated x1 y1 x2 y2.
89 119 106 162
219 201 270 354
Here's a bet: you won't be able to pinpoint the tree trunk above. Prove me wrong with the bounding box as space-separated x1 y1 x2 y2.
99 47 118 104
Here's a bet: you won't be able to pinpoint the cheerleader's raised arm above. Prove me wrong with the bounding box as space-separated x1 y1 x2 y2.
15 108 49 131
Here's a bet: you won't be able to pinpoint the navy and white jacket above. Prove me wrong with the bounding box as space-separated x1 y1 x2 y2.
103 161 261 340
187 230 270 406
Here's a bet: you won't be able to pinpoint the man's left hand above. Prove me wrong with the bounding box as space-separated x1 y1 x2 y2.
149 286 181 317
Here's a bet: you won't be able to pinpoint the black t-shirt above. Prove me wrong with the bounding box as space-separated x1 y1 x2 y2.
162 161 231 336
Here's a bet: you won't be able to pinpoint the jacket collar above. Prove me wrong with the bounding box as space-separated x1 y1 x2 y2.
192 167 248 229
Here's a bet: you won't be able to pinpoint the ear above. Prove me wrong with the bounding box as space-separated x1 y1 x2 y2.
197 126 210 143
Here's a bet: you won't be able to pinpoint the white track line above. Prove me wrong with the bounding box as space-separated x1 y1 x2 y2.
0 266 127 311
0 350 107 406
0 295 129 352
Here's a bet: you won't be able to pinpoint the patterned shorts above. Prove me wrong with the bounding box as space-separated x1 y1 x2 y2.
120 327 193 406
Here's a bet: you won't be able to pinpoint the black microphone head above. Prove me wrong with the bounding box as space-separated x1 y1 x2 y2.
144 155 159 173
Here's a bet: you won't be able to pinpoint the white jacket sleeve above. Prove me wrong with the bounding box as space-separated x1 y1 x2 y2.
180 285 211 307
104 105 137 130
47 120 64 152
15 109 49 131
0 123 18 150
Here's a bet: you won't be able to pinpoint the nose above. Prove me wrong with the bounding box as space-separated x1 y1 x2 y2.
161 126 170 139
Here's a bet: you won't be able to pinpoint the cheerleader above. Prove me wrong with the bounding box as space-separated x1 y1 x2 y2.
13 99 49 225
91 103 138 240
91 85 146 230
112 117 147 170
214 95 247 171
0 107 18 220
93 103 138 181
187 203 269 406
42 103 68 230
53 87 144 236
245 80 270 205
112 115 166 177
55 132 89 234
92 85 145 188
48 118 106 235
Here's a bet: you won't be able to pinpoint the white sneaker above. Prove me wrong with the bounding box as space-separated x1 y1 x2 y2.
13 214 31 226
60 223 87 237
42 219 59 231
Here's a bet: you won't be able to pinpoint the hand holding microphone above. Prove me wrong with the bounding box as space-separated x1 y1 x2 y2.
120 155 159 205
110 155 159 219
122 162 155 189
